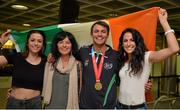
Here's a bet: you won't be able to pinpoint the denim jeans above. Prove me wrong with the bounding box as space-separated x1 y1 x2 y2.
6 95 42 109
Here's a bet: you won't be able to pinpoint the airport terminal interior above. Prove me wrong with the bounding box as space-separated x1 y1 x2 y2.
0 0 180 109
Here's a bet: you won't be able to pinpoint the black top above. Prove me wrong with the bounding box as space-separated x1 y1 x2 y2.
79 44 120 109
4 52 46 91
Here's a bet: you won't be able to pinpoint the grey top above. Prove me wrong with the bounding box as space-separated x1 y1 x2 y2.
45 70 69 109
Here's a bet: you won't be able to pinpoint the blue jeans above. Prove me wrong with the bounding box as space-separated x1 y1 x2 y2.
116 102 147 109
6 95 42 109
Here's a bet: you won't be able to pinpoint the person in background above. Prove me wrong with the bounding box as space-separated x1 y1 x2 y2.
42 31 82 109
0 30 47 109
117 8 179 109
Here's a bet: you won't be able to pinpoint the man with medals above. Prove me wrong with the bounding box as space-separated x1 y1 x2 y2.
79 21 120 109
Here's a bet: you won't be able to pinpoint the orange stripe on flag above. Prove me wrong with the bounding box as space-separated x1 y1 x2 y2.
108 7 159 51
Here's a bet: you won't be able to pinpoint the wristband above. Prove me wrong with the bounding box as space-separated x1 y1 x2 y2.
164 29 175 36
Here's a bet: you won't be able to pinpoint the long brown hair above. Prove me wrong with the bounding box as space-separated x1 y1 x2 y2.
23 30 46 58
118 28 148 76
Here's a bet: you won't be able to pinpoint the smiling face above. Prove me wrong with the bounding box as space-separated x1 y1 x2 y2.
28 33 44 55
91 24 109 47
122 32 136 55
57 36 72 56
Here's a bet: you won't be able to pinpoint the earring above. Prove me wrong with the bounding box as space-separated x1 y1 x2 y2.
123 52 126 56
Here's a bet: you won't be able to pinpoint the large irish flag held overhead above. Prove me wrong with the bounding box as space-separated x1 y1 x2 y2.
10 7 159 55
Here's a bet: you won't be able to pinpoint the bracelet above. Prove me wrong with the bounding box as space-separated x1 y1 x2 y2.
164 29 175 36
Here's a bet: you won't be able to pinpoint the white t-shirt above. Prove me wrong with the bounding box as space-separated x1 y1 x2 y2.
118 51 152 105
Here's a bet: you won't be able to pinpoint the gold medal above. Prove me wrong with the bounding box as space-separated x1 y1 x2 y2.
95 82 102 91
91 47 106 91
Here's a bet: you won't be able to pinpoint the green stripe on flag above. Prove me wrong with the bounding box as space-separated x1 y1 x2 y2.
11 25 63 55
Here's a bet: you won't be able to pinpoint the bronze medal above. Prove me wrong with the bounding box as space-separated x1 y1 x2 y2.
95 82 102 91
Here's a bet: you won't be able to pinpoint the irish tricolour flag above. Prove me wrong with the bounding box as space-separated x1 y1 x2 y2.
10 7 159 55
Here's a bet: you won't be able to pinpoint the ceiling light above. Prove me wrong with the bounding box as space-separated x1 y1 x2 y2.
23 23 31 27
11 5 28 10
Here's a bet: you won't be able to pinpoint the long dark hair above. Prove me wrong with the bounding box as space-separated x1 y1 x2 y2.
51 31 80 66
24 30 46 58
118 28 148 76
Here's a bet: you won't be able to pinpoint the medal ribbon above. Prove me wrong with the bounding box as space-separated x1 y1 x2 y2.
91 47 105 82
